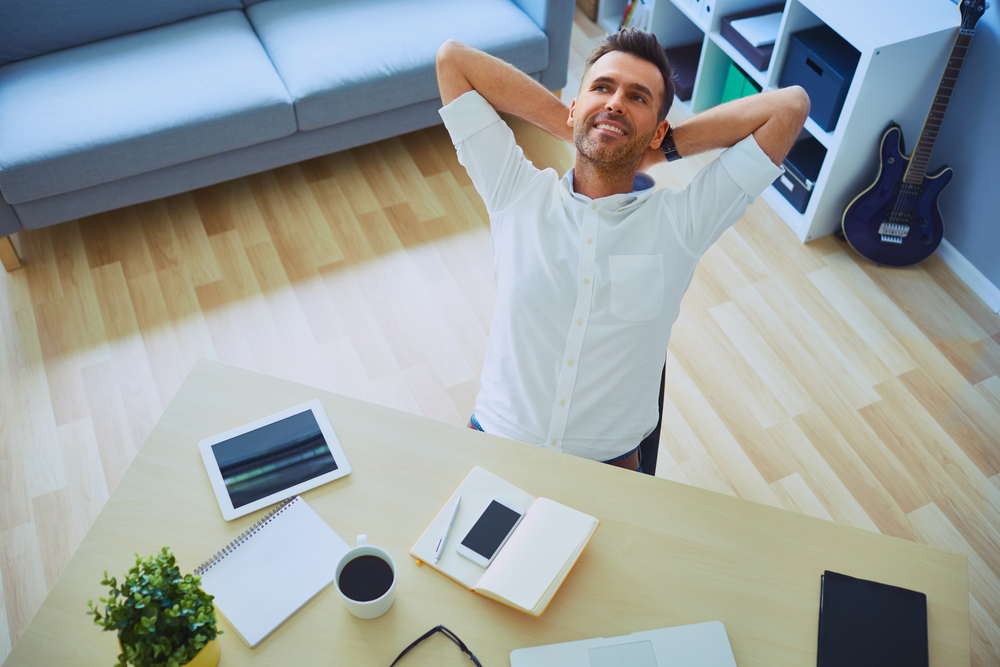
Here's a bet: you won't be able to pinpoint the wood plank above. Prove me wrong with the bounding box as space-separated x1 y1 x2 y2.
709 300 814 418
808 265 918 377
672 305 790 430
909 503 999 634
771 472 835 522
764 419 880 532
862 378 999 575
163 193 222 287
91 263 163 448
19 228 61 306
0 523 47 643
665 353 783 508
747 279 881 410
793 409 919 541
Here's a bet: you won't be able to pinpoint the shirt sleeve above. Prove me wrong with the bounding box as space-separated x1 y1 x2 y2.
438 90 543 216
661 133 784 255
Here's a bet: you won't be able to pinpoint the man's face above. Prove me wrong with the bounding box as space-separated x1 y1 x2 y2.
569 51 668 170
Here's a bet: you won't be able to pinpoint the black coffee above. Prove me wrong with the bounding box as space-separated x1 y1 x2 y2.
339 555 394 602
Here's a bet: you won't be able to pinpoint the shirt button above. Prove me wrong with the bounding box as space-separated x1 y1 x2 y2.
567 360 574 366
559 400 566 406
551 440 557 446
583 278 590 285
591 203 597 210
587 238 593 244
577 319 582 326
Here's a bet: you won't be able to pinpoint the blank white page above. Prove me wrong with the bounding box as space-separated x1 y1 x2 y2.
475 498 597 612
198 497 349 647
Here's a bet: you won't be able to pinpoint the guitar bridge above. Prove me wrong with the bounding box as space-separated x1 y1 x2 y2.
878 222 910 244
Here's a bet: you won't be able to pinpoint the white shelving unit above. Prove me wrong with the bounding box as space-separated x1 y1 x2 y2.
594 0 960 242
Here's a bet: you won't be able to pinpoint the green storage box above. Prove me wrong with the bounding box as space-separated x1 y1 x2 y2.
722 62 761 104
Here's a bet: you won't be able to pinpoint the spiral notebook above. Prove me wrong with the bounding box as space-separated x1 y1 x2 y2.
195 496 349 647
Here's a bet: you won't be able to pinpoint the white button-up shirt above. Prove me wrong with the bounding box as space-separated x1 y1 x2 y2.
440 91 783 461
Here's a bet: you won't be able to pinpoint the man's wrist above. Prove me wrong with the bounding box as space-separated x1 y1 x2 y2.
661 127 682 162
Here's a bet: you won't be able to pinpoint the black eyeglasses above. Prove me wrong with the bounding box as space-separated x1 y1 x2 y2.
389 625 483 666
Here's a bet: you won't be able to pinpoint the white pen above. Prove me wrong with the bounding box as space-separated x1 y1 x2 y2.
433 495 462 564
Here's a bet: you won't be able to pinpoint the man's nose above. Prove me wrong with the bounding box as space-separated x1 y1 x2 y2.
605 91 626 114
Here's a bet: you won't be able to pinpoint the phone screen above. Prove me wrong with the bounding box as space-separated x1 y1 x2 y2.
461 500 523 559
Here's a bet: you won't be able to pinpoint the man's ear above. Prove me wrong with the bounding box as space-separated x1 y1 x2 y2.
649 119 670 149
567 99 577 127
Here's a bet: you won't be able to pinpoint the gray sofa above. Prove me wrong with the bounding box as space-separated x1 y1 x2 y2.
0 0 574 269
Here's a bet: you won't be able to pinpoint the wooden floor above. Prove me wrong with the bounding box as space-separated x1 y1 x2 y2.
1 9 998 665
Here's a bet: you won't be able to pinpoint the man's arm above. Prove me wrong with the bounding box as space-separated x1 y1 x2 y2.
436 40 572 142
641 87 810 170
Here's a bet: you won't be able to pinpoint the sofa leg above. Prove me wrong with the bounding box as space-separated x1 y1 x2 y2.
1 234 22 271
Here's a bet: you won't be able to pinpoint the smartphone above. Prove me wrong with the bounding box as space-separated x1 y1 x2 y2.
455 495 525 567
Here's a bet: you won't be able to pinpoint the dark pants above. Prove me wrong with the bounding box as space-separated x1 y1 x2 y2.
636 363 665 476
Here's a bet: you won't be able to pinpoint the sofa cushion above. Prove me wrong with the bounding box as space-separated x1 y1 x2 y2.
0 0 244 66
0 10 297 205
247 0 549 132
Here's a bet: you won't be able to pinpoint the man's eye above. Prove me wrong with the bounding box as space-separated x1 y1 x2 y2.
632 95 646 103
594 85 608 92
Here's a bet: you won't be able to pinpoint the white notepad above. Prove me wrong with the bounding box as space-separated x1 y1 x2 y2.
410 467 599 616
731 12 782 48
195 496 349 647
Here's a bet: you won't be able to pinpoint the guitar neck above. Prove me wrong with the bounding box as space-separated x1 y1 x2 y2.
903 30 973 185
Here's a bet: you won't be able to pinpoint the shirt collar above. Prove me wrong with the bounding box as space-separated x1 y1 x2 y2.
560 169 657 211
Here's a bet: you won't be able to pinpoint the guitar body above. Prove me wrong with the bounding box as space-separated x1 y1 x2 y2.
842 124 951 267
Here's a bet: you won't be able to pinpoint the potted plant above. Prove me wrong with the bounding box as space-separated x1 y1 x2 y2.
87 547 222 667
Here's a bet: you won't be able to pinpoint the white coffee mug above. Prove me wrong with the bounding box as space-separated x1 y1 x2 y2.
334 534 396 619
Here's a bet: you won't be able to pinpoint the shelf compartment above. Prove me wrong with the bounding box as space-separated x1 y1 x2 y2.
771 130 827 213
719 3 785 72
596 0 628 33
779 24 860 132
664 42 703 102
708 31 767 91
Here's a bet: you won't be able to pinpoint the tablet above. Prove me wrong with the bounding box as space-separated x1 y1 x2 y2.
199 400 351 520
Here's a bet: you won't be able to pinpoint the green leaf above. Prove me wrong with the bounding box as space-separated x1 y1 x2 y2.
88 547 219 666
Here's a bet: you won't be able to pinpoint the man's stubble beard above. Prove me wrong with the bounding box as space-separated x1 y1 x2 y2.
573 113 656 182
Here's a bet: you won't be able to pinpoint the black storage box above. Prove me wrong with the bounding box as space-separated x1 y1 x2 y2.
780 25 860 132
664 42 702 101
772 135 826 213
720 3 784 72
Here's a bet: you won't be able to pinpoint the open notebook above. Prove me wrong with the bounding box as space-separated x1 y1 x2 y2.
195 496 349 647
410 466 599 616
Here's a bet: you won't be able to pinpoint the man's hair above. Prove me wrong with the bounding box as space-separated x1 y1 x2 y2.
581 28 675 123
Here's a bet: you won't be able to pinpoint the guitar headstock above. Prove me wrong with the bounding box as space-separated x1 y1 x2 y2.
960 0 988 33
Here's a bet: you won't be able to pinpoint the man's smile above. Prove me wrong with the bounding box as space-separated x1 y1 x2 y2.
589 115 631 139
594 123 626 136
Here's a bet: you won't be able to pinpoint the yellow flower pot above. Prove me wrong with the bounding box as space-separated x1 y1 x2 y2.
117 636 220 667
183 637 221 667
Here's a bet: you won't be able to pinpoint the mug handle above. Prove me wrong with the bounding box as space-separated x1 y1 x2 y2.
357 534 367 547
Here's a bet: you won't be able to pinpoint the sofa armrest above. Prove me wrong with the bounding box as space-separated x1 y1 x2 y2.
511 0 574 92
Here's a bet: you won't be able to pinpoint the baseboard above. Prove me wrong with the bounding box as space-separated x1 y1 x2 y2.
936 239 1000 313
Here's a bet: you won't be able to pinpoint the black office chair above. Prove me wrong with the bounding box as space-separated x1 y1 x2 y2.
637 362 666 476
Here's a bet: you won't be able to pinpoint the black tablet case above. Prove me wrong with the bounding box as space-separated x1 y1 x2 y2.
817 571 928 667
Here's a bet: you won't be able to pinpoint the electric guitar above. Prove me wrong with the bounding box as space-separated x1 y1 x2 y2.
841 0 987 267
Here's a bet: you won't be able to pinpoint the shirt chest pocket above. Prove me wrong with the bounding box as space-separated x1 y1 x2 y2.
609 254 664 322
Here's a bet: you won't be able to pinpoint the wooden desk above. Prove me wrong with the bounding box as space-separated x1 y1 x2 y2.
4 360 970 666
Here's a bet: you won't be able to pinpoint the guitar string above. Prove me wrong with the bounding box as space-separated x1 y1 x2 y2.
884 32 968 250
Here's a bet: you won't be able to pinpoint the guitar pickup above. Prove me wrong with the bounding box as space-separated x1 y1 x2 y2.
878 223 910 238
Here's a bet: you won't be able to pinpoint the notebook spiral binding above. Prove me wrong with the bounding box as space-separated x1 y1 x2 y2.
194 496 298 577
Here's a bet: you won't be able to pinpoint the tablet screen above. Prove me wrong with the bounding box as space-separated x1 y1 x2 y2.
211 409 338 509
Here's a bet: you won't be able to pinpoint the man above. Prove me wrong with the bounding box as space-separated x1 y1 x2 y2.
436 29 809 472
